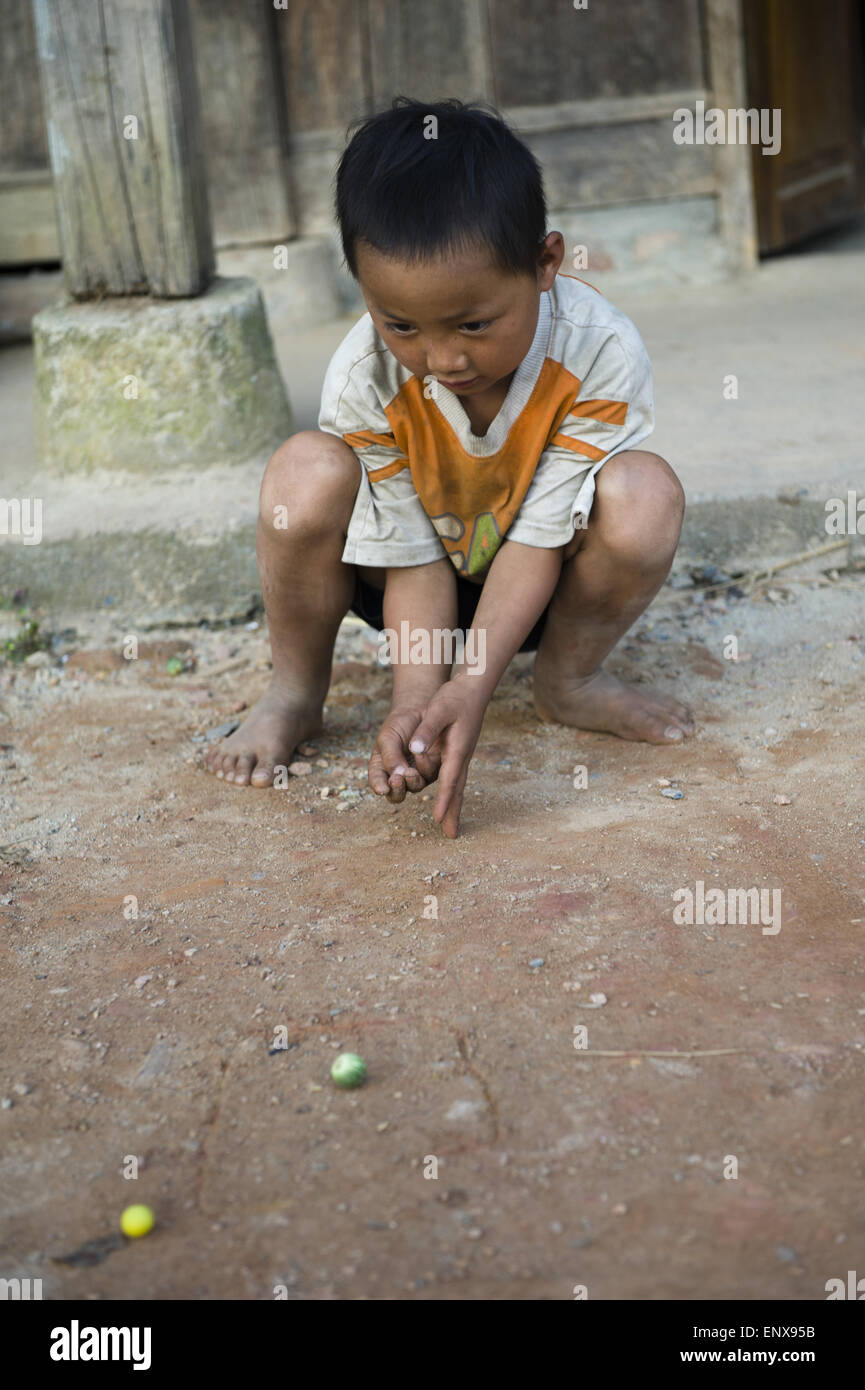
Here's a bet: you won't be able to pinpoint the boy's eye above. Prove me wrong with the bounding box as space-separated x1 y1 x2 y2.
383 319 491 334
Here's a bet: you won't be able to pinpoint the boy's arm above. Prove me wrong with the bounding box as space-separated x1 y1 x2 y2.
408 539 564 836
453 539 563 698
368 557 458 801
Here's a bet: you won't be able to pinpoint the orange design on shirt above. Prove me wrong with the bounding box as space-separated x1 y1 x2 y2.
568 397 628 426
381 359 585 580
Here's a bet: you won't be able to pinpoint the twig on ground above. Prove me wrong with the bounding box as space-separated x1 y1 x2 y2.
743 538 849 590
576 1048 745 1058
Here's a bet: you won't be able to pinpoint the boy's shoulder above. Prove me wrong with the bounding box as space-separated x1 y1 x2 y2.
549 273 649 366
322 311 406 394
318 311 410 429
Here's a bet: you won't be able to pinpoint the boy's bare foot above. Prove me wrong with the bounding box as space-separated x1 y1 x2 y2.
204 685 324 786
533 664 694 744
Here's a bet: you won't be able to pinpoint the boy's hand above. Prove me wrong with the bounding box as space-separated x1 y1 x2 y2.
368 706 442 803
407 678 488 839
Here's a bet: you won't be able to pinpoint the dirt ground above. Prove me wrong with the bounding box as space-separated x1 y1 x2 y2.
1 569 864 1301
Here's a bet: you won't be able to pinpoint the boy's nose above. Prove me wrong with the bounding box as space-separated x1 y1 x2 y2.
428 361 470 379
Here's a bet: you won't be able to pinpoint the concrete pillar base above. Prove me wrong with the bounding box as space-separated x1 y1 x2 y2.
32 276 292 474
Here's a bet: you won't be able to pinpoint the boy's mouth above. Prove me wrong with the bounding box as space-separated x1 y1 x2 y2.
438 375 480 391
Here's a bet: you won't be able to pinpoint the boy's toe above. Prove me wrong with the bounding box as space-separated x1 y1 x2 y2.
249 761 275 786
230 754 256 785
630 709 683 743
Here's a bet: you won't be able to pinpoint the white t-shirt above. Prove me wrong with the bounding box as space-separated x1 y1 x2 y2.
318 272 655 582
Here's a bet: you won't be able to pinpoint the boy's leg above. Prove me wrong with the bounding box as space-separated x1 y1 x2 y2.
206 429 361 786
533 450 694 744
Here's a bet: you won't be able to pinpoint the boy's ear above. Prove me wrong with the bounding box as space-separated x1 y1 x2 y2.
537 231 565 288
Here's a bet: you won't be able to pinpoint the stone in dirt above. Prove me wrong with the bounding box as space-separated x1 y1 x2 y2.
204 719 240 741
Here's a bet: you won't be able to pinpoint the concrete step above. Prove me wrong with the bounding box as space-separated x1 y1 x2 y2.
1 493 857 629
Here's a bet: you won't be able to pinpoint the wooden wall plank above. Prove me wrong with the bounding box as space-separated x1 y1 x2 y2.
275 0 370 135
503 89 707 134
488 0 704 106
523 119 715 208
706 0 757 269
31 0 214 297
189 0 295 246
0 173 60 262
1 0 49 170
368 0 491 106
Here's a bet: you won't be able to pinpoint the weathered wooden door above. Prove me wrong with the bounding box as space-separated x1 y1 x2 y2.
743 0 865 251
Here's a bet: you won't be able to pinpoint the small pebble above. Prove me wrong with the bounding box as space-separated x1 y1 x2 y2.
576 992 608 1009
298 743 318 756
1 1098 12 1110
528 958 544 968
775 1244 797 1263
287 761 312 776
611 1202 628 1215
231 700 247 713
772 794 792 805
661 787 684 800
12 1083 31 1096
204 719 240 742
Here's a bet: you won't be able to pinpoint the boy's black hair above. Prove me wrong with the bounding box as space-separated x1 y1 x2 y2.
335 96 547 278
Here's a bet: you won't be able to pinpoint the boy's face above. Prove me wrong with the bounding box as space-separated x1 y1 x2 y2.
355 233 564 397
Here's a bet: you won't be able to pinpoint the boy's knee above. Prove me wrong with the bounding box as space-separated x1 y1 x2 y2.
260 430 360 531
598 450 684 514
594 450 684 561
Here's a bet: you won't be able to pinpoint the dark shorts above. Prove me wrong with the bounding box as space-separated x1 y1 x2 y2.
350 573 549 654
